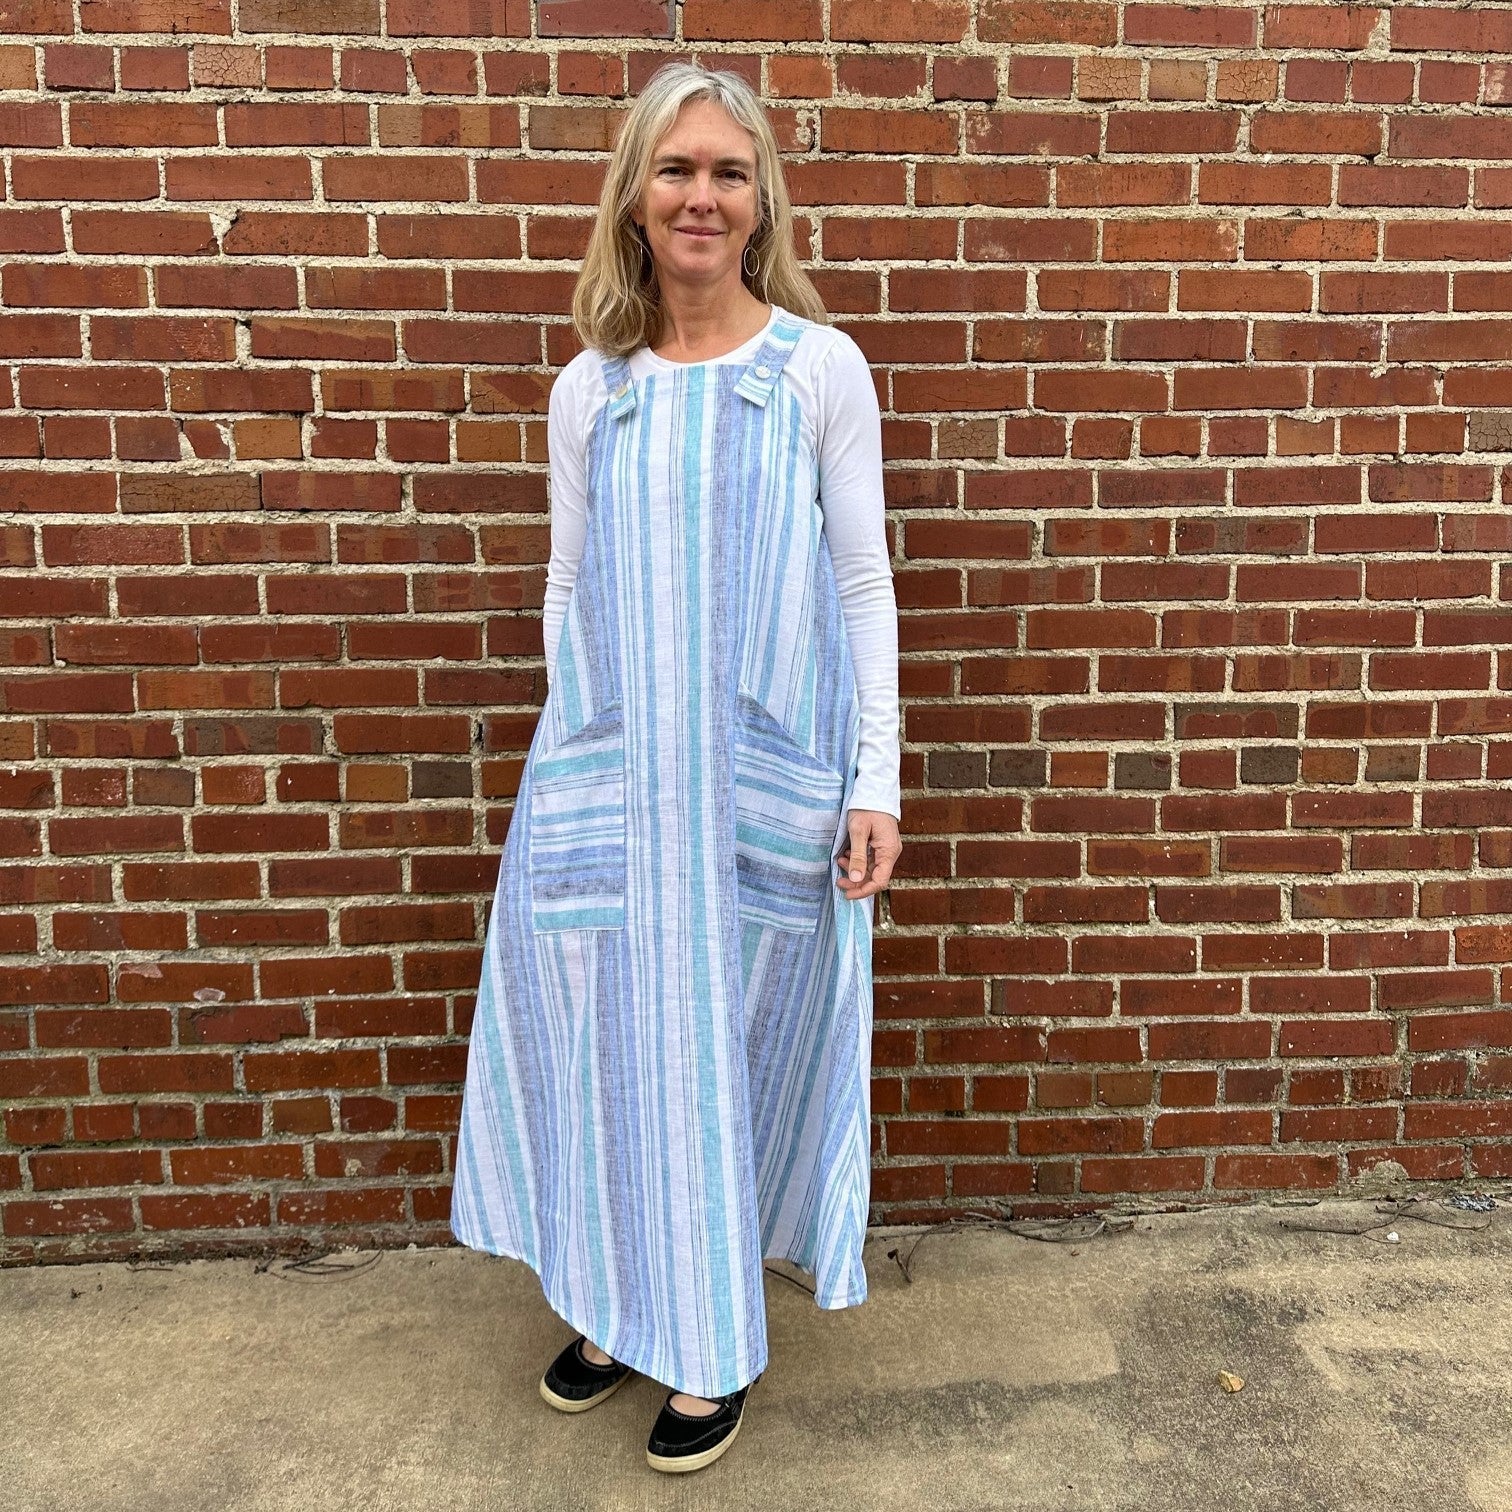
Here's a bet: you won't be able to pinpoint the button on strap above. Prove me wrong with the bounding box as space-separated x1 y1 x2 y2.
734 311 806 407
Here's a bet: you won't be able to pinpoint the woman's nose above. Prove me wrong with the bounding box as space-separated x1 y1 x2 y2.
684 172 717 208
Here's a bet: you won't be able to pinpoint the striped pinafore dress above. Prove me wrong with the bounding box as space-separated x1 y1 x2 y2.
451 306 872 1399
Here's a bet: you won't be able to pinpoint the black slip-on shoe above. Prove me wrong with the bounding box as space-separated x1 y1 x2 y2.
645 1378 758 1473
539 1335 634 1413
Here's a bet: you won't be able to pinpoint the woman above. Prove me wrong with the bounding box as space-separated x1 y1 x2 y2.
451 60 902 1474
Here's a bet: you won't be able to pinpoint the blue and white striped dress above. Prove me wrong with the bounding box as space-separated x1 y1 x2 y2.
451 307 872 1399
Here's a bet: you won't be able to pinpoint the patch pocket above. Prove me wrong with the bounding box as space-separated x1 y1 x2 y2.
733 692 846 935
528 703 626 932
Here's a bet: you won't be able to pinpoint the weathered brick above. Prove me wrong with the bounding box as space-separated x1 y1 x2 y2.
241 0 379 33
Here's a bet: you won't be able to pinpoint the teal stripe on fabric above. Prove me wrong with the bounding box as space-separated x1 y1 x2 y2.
734 820 832 863
756 388 801 709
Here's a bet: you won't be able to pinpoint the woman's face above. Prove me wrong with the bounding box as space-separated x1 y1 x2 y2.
630 97 761 295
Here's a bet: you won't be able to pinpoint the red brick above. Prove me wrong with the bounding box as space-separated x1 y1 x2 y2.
1153 1109 1272 1148
0 3 73 36
264 46 334 90
119 46 190 90
0 208 65 255
3 1196 134 1237
0 102 62 147
387 0 530 35
170 1144 303 1184
167 155 313 201
139 1103 197 1140
3 264 146 309
1081 1156 1204 1193
5 1105 67 1145
224 103 369 147
155 264 299 310
44 44 115 91
320 155 469 203
140 1192 270 1230
1214 1152 1338 1190
79 0 229 29
71 102 217 148
333 46 401 90
482 50 550 95
31 1148 164 1189
222 212 368 259
98 1052 234 1093
339 1095 397 1132
35 1008 172 1048
1404 1101 1512 1142
887 1118 1012 1156
1018 1115 1143 1155
312 1137 441 1178
683 0 819 39
274 1186 405 1225
243 1047 382 1091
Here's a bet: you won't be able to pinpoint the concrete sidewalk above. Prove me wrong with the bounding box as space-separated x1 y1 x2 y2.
5 1193 1510 1512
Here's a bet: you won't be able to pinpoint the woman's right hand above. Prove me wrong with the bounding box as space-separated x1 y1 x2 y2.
834 809 902 902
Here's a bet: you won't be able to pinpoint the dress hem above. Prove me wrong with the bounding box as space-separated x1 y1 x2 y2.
449 1217 866 1396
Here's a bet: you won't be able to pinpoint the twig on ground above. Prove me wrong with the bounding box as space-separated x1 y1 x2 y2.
266 1249 385 1281
1278 1191 1500 1242
882 1210 1137 1285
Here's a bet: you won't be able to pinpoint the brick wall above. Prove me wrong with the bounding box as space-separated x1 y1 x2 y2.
3 1 1512 1264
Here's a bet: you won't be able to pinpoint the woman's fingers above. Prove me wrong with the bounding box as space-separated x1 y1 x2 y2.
869 829 900 887
835 808 903 901
844 811 870 883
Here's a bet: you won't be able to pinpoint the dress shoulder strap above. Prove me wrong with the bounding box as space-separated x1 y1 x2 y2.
734 309 809 408
598 310 807 415
599 350 637 419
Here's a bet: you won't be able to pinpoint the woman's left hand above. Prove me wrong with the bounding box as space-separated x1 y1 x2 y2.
835 809 902 902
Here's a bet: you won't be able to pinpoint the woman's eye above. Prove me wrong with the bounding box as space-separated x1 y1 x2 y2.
655 166 747 181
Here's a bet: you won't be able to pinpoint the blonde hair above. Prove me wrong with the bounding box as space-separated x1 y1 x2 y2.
571 61 827 357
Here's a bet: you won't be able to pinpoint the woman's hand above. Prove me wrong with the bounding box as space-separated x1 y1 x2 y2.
835 809 902 902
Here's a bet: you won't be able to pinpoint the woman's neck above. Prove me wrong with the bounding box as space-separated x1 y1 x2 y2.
650 285 770 362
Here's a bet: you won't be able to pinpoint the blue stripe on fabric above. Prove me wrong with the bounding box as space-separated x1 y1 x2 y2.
634 371 682 1386
687 363 739 1370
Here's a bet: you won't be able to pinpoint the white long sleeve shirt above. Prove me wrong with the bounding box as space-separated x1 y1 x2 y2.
542 308 902 819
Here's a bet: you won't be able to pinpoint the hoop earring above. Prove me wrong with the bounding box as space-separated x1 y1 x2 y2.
743 242 759 280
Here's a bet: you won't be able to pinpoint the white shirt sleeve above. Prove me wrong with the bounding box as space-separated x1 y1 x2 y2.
812 331 902 820
542 354 596 686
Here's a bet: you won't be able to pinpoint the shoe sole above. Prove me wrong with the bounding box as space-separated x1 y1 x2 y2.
539 1369 631 1414
645 1410 742 1473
